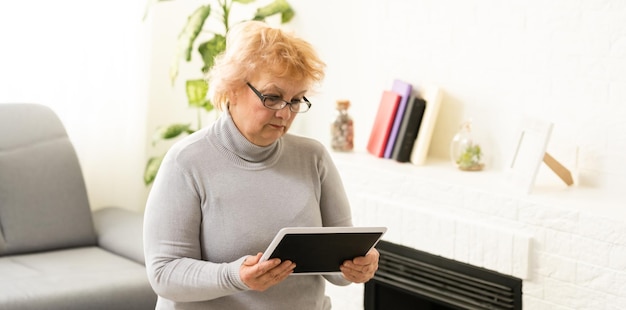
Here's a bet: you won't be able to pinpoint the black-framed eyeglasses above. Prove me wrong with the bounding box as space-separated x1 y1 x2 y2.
246 82 311 113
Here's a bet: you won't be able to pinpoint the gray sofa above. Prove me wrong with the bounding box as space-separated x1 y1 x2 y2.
0 103 157 310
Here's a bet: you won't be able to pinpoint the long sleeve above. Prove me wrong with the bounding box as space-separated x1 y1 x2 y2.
143 139 249 302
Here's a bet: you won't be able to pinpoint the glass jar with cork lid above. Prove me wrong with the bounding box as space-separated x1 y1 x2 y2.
330 99 354 152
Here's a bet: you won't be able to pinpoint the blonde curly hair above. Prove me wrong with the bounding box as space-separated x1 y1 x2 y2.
206 20 326 111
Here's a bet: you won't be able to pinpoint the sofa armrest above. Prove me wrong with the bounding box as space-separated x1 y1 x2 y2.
93 206 145 265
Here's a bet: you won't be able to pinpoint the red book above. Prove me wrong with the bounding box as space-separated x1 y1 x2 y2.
367 90 402 157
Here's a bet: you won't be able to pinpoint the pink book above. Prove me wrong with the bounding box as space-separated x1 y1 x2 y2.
383 79 413 158
367 90 402 158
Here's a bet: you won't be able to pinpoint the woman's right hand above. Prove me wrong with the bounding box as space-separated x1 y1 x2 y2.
240 253 296 291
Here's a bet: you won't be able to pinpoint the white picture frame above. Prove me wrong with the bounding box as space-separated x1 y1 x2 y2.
507 116 554 194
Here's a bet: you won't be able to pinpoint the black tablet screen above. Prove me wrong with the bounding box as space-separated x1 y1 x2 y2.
267 232 383 273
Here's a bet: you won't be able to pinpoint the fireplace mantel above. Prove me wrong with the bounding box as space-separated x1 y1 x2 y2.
326 151 626 310
331 151 622 220
330 151 534 280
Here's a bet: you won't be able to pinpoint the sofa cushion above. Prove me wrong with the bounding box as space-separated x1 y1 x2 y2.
0 246 157 310
0 103 97 256
93 207 146 264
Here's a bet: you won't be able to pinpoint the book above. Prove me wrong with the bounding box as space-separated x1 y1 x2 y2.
391 94 427 162
410 85 443 165
383 80 413 158
367 90 402 158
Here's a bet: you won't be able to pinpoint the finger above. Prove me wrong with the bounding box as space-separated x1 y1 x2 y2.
241 259 292 291
341 262 377 282
341 268 373 284
255 258 283 277
243 253 263 266
265 260 295 279
242 254 282 280
343 260 372 272
352 255 376 266
277 262 296 279
340 264 363 276
259 261 295 287
367 248 380 258
340 268 364 283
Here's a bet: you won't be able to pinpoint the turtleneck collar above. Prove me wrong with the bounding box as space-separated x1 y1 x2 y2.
213 108 282 165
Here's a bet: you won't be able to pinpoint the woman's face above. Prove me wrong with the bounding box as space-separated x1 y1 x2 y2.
229 76 308 147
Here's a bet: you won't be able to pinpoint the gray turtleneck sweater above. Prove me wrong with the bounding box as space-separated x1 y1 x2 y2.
143 111 353 310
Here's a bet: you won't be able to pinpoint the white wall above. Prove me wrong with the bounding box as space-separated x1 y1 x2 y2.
281 1 626 308
2 0 622 211
0 0 149 212
286 0 626 199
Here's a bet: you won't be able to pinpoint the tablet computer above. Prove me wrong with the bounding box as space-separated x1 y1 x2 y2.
259 226 387 275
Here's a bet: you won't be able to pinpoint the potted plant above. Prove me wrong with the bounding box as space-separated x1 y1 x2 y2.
143 0 295 185
455 144 484 171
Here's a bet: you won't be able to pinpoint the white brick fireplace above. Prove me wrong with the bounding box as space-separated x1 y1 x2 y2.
325 152 626 310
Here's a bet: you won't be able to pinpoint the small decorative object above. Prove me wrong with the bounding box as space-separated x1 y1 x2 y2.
450 120 484 171
507 116 572 194
331 99 354 152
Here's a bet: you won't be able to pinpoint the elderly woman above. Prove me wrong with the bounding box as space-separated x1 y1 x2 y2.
143 20 379 309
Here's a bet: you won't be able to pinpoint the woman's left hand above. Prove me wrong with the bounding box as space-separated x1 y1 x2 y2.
340 248 380 283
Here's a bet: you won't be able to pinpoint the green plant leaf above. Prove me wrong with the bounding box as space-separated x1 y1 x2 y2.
253 0 295 23
170 5 212 84
185 79 214 112
456 144 483 169
198 100 214 112
198 34 226 74
185 79 208 105
144 155 163 185
180 5 212 62
152 123 194 145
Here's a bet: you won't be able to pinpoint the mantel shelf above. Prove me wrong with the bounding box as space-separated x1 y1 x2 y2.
330 150 624 220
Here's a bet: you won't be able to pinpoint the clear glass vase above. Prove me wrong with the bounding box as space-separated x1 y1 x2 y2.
450 120 484 171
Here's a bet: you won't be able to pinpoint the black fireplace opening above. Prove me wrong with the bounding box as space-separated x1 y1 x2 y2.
365 240 522 310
